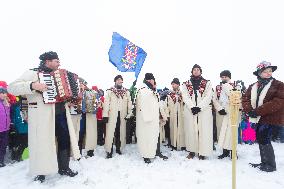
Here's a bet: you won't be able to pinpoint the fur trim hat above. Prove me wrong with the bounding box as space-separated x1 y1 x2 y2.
39 51 59 61
144 73 155 81
253 61 277 76
114 75 123 82
171 78 180 85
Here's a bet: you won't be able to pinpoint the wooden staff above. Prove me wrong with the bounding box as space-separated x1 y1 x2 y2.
229 89 241 189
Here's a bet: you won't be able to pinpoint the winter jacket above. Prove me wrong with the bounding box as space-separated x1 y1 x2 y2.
242 79 284 126
0 100 10 132
11 103 28 134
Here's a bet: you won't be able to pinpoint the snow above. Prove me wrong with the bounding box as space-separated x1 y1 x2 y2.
1 143 284 189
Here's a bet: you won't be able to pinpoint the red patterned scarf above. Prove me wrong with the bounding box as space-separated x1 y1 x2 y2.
110 87 127 98
216 82 235 99
184 79 208 97
169 90 182 103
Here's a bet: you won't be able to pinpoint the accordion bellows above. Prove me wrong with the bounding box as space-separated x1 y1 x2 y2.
38 69 81 104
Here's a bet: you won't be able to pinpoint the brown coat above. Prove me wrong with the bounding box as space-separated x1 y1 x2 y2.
242 79 284 126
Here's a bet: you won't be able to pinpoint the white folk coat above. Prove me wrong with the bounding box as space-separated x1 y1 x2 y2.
8 70 80 176
167 91 185 150
136 85 160 158
102 88 132 153
181 80 213 156
213 82 235 150
159 100 169 143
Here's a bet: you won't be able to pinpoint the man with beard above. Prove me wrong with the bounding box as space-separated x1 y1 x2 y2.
181 64 214 160
8 51 79 182
136 73 162 163
103 75 132 158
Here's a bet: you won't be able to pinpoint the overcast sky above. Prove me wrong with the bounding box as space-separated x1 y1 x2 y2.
0 0 283 90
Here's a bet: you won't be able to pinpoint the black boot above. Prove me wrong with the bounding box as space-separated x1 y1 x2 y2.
156 152 168 160
156 135 168 160
106 145 113 159
186 152 195 159
106 152 113 159
259 144 276 172
87 150 94 157
0 162 5 167
34 175 45 183
218 149 230 159
250 144 265 168
144 158 151 164
199 155 206 160
116 141 122 155
58 149 78 177
116 149 122 155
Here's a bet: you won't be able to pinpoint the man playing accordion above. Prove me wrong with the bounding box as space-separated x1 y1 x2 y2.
8 51 80 183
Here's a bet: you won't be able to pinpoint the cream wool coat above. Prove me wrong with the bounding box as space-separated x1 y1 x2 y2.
181 80 213 156
159 100 169 143
213 82 235 150
167 91 185 150
71 113 97 151
102 88 132 153
71 114 81 140
136 85 160 158
8 70 80 176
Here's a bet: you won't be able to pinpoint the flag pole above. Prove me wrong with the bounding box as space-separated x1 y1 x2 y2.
229 89 241 189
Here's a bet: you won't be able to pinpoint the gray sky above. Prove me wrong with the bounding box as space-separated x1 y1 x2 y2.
1 0 283 90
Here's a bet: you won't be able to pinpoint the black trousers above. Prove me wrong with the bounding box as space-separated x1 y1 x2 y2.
113 112 121 150
256 124 273 145
55 113 71 151
97 120 106 145
126 117 136 144
164 121 171 146
78 113 86 152
11 133 28 161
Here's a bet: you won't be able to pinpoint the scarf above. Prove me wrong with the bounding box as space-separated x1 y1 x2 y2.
110 86 127 98
256 77 273 107
190 75 203 91
169 90 182 104
144 81 155 91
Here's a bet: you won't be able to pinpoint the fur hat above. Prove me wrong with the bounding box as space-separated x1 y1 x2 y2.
39 51 59 61
171 78 180 85
220 70 231 79
114 75 123 82
253 61 277 76
144 73 155 81
191 64 202 74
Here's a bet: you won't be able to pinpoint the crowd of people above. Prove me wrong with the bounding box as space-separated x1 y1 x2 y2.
0 51 283 183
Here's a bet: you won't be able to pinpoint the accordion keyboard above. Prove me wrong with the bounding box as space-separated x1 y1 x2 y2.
38 72 57 104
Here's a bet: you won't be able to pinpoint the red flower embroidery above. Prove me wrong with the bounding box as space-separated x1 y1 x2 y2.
169 91 182 104
185 79 208 97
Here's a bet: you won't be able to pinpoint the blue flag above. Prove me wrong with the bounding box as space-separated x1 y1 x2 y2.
108 32 147 78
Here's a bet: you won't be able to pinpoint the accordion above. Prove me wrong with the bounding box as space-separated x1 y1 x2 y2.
38 69 81 104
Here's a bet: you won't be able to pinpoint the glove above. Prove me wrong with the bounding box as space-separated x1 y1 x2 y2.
132 79 137 86
103 117 109 124
218 109 227 115
191 107 201 115
248 110 258 118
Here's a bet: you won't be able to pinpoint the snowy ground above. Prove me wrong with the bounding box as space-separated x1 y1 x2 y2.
1 143 284 189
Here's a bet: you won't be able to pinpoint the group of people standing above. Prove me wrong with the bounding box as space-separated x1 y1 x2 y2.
1 51 283 183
